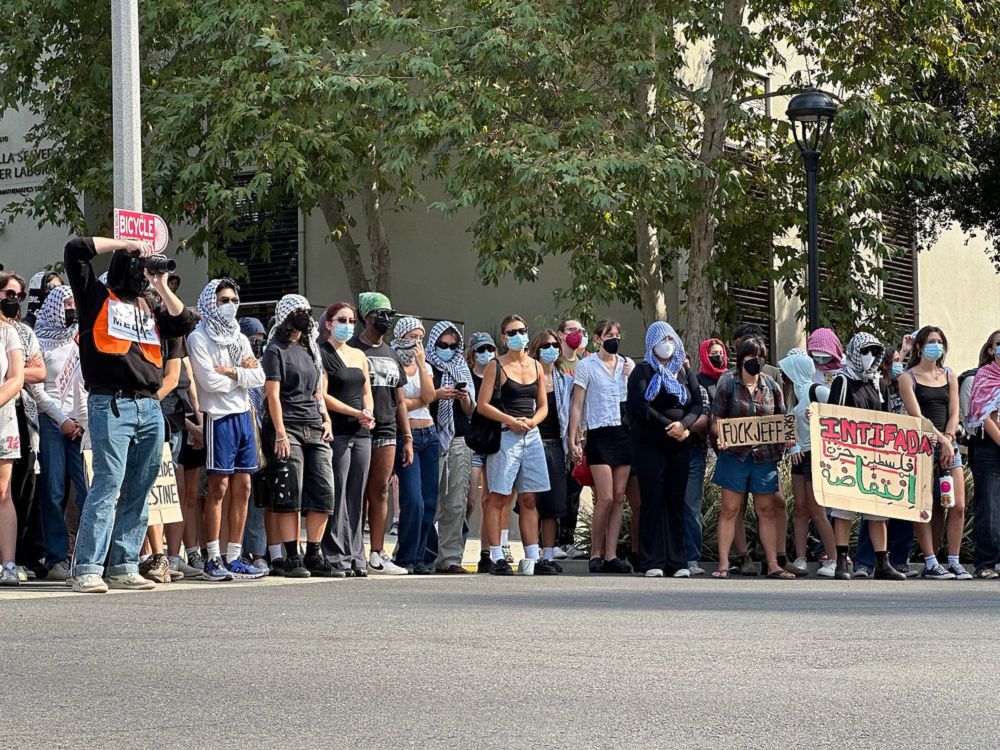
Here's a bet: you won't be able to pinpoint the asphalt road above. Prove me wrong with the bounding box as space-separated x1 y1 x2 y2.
3 574 1000 749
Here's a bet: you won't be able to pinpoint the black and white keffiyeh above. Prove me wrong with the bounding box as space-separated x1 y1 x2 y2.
266 294 322 371
34 285 76 350
426 321 473 450
390 316 423 365
197 279 243 361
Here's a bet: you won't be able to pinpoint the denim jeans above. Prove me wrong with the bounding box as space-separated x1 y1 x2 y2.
973 439 1000 570
72 394 163 577
854 518 913 570
38 414 89 564
394 426 440 568
242 495 267 557
683 447 707 562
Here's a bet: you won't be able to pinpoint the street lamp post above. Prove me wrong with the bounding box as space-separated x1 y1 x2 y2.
786 87 838 333
111 0 143 211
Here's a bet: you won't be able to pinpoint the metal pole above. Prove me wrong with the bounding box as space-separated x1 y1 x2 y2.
804 150 820 332
111 0 143 211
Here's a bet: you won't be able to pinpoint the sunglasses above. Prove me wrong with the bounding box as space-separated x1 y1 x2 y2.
475 345 496 354
332 316 355 325
860 345 882 356
537 342 559 350
436 342 460 350
504 327 528 337
374 308 396 318
2 290 26 302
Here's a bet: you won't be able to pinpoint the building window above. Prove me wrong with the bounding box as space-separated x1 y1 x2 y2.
728 279 776 360
212 175 300 321
880 207 918 335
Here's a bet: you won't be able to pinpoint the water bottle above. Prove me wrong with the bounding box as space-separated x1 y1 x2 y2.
939 475 955 509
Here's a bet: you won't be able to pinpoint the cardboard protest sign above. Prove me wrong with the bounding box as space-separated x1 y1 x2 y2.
83 443 183 525
810 403 936 522
718 413 796 448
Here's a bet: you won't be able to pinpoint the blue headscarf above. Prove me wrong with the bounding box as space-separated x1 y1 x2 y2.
643 321 687 404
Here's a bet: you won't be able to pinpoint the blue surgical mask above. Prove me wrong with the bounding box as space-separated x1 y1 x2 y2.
437 347 456 363
540 347 559 364
506 333 528 352
923 342 945 361
891 362 904 378
475 351 495 366
333 323 353 342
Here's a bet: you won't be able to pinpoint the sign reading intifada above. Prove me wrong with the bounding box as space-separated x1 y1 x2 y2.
113 208 170 254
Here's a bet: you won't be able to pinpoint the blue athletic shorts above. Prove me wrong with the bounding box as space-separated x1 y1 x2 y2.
205 411 258 475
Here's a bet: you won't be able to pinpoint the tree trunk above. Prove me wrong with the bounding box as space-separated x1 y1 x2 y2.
363 170 392 296
635 28 667 326
318 194 371 300
685 0 747 345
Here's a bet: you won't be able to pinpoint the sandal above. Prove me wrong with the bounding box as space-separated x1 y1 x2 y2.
711 569 730 579
767 569 795 579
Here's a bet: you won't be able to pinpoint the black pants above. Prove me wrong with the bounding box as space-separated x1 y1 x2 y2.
973 438 1000 571
634 439 690 574
12 401 40 566
558 473 583 547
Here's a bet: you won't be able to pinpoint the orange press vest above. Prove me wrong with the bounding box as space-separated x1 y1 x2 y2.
93 291 163 368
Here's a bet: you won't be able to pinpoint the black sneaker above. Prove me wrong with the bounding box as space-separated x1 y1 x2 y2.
269 558 286 577
491 559 514 576
553 560 564 574
477 553 494 574
835 554 852 580
304 555 335 577
604 557 632 574
535 559 560 576
589 557 605 574
284 555 311 578
351 563 368 578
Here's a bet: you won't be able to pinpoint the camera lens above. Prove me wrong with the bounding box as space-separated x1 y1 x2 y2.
142 256 176 274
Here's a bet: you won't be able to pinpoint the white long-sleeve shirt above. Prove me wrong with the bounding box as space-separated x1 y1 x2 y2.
32 340 78 426
186 327 265 417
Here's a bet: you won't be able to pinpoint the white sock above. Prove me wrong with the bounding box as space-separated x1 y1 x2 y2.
500 530 509 546
489 546 503 562
947 555 960 567
269 544 283 561
207 540 221 561
227 543 242 562
524 544 539 561
139 554 150 563
924 554 939 570
543 547 554 562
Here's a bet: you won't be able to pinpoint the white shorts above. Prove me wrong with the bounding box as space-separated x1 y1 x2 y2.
829 509 887 523
0 402 21 460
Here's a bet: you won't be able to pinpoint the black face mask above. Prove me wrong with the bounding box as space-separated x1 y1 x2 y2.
290 313 312 332
0 298 20 320
708 354 724 368
64 309 77 328
107 250 148 297
251 339 265 358
601 337 620 355
372 313 393 335
743 358 763 376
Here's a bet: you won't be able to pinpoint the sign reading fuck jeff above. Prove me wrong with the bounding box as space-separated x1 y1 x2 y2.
113 208 170 255
810 402 936 522
718 413 796 447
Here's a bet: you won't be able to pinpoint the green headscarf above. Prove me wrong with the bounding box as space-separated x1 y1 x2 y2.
358 291 391 319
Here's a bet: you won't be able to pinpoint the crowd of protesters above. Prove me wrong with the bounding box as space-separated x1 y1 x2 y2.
1 235 998 590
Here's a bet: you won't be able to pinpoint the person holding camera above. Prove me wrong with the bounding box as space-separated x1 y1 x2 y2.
64 236 195 593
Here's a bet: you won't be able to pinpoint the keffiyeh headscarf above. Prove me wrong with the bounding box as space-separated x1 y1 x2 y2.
34 285 76 349
842 332 883 382
197 279 241 349
643 321 688 405
426 321 474 450
807 328 844 371
266 294 322 371
967 363 1000 429
391 316 423 365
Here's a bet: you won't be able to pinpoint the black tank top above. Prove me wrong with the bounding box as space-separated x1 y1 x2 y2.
321 342 368 436
538 390 560 440
912 371 950 432
500 365 537 418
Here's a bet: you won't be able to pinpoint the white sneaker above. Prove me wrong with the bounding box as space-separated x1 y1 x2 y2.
791 557 810 577
517 559 536 576
644 568 664 578
817 559 837 578
562 544 588 560
47 560 71 581
169 555 201 577
0 561 19 586
107 572 157 590
368 551 408 575
672 568 691 578
552 546 568 560
72 573 109 593
687 561 706 576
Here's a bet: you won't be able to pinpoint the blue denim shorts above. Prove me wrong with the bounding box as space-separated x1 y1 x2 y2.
486 427 551 496
713 451 779 494
471 452 487 469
